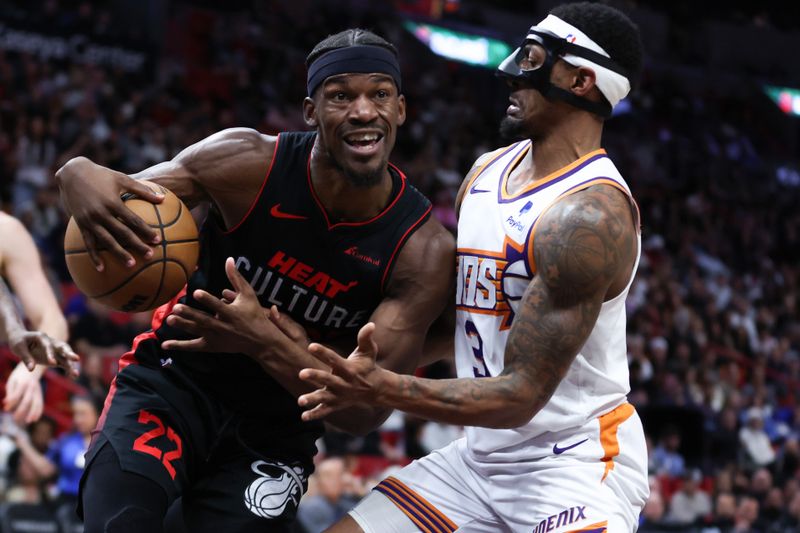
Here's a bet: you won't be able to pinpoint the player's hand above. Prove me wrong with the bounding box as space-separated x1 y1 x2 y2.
3 362 44 424
161 257 287 356
267 305 310 350
8 330 80 377
55 156 164 271
297 322 384 422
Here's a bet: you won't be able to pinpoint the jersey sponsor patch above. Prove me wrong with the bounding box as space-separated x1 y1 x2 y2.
243 460 306 519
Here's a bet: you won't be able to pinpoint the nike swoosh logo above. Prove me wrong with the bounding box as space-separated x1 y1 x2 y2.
552 438 588 455
270 204 308 220
470 187 491 194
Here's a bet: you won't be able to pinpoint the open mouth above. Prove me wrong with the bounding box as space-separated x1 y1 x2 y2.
507 97 521 116
343 131 385 154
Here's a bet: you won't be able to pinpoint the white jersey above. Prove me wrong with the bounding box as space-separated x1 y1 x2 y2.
455 140 641 463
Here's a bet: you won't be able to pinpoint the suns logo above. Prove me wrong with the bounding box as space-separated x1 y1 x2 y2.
456 237 531 330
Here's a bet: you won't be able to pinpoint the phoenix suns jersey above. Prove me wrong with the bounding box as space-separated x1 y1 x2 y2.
455 141 641 462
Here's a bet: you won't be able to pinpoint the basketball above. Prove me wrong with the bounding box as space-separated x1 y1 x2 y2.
64 183 199 313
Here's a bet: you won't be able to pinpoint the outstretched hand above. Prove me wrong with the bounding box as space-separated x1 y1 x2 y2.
8 330 80 377
297 322 384 422
161 257 286 356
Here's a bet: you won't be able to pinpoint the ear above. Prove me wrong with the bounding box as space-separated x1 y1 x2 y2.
396 94 406 126
302 97 318 128
570 66 597 97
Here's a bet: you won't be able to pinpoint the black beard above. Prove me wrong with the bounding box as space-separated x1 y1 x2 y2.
499 116 527 141
342 165 384 188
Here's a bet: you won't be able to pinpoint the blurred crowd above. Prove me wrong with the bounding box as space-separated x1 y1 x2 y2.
0 1 799 532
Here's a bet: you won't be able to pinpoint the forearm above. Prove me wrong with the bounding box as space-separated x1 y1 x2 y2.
376 371 533 429
0 278 24 343
256 343 391 435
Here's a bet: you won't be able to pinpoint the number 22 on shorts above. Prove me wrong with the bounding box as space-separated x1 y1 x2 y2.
132 409 183 479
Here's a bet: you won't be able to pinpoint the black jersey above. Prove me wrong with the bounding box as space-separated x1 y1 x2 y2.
124 131 431 433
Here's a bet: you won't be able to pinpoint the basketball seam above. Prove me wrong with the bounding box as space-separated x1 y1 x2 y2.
64 238 198 255
147 203 169 310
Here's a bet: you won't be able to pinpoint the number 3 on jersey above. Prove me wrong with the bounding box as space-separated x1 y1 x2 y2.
465 320 491 378
132 409 183 480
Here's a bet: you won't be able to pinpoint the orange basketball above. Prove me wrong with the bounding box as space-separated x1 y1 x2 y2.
64 183 199 312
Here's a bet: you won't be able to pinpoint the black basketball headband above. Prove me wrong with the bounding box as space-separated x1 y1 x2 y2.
306 45 402 97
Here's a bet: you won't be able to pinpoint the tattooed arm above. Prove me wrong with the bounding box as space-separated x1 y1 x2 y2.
297 185 637 428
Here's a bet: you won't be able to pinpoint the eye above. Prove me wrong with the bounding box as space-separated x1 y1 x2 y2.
332 91 348 101
376 89 389 99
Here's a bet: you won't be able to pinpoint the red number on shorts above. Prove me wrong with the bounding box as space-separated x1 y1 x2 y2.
161 427 183 480
132 410 165 460
132 409 184 480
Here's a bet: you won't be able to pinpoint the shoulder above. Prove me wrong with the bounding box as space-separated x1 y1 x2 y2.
455 145 514 214
176 128 277 170
534 184 637 295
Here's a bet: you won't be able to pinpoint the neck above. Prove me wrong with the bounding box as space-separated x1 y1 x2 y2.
309 139 394 222
526 112 603 182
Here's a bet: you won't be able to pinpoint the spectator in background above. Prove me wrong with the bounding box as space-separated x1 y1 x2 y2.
651 425 686 477
3 418 55 504
296 457 360 533
46 395 99 506
707 492 737 532
665 468 712 526
75 352 110 410
734 496 760 533
740 408 776 468
638 491 667 532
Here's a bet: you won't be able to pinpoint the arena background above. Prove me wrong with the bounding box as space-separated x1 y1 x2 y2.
0 0 799 531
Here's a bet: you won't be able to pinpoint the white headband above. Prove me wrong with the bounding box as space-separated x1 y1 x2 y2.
536 14 630 109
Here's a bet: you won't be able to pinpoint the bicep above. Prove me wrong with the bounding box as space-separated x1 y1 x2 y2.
370 222 456 374
501 187 636 406
134 128 275 219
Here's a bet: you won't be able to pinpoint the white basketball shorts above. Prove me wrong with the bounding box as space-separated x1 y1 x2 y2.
349 403 649 532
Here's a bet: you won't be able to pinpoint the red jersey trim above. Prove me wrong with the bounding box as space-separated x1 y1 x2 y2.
222 134 281 235
380 204 433 292
306 155 408 230
98 287 187 432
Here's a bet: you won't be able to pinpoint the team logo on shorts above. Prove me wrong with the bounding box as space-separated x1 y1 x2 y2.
243 460 306 519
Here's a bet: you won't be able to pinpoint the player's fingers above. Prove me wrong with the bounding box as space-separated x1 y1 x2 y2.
15 344 36 371
78 227 104 272
191 291 229 317
108 203 159 256
298 368 346 390
41 339 57 367
269 306 306 342
88 222 136 268
224 257 253 295
221 289 238 302
300 403 336 422
165 312 205 335
356 322 378 358
125 178 165 205
307 344 350 374
297 387 337 408
160 338 207 352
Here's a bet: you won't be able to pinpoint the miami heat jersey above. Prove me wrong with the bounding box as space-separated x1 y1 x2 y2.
455 141 640 462
130 131 431 433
